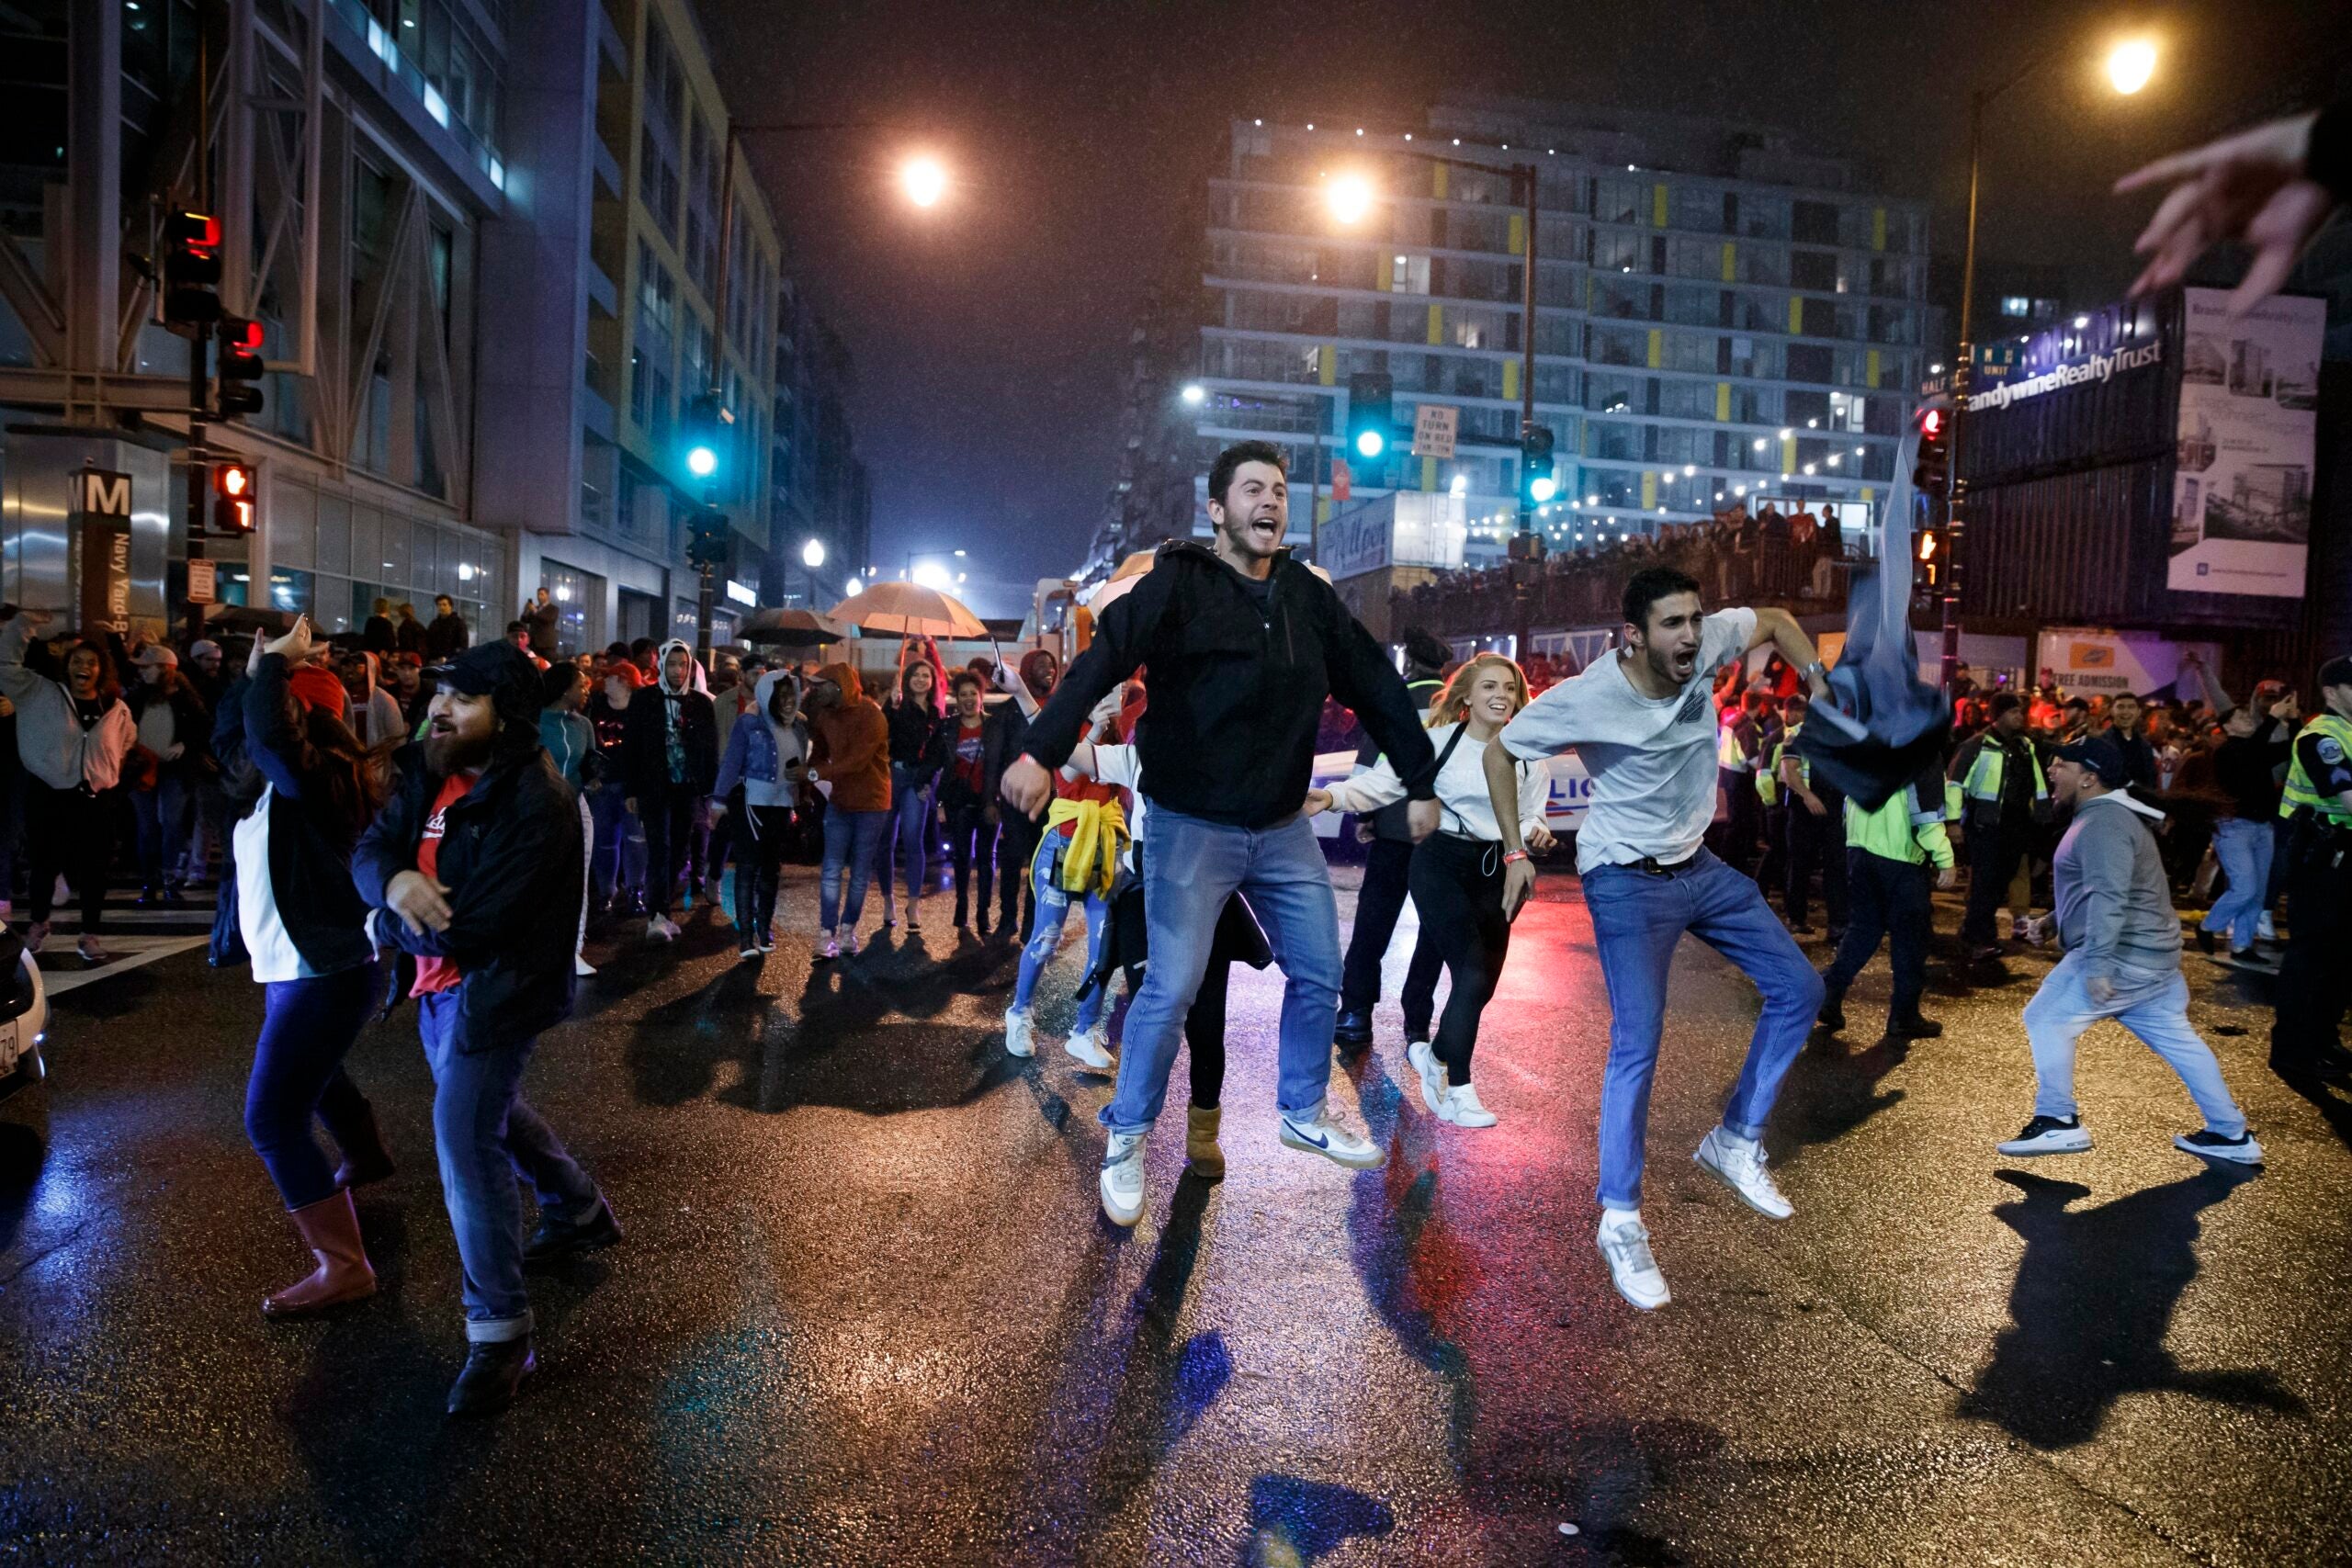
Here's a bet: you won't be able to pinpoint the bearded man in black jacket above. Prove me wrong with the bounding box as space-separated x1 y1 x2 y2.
354 640 618 1416
1005 440 1440 1227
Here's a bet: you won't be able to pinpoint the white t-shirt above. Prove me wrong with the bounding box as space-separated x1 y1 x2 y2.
235 788 319 985
1499 607 1756 873
1325 722 1548 843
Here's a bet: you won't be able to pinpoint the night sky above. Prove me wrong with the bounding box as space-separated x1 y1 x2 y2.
697 0 2341 619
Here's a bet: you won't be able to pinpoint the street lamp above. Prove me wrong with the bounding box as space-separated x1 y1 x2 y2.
1943 37 2155 691
1181 383 1206 405
901 155 949 208
801 538 826 570
2107 38 2157 95
1326 173 1374 225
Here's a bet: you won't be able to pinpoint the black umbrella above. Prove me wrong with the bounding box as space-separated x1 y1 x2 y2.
739 607 847 647
204 605 296 634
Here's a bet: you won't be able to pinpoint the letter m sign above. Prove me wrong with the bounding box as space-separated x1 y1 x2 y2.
77 468 132 517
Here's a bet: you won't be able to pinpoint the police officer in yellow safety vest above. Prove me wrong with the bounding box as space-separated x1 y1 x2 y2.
1817 758 1956 1043
1950 693 2049 963
1772 694 1849 938
2269 654 2352 1083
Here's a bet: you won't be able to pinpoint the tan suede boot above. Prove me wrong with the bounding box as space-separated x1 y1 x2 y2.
262 1190 377 1318
1185 1104 1226 1181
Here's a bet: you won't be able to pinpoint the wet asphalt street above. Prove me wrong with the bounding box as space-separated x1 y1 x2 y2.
4 863 2349 1567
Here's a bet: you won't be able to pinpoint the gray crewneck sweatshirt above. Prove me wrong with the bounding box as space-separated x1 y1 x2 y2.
2052 790 2181 980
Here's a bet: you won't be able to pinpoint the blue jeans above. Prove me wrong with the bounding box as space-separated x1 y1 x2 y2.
1583 849 1824 1209
884 764 935 908
243 963 381 1210
418 992 600 1341
2201 818 2273 953
1012 832 1112 1031
589 780 645 907
132 774 189 889
1102 807 1340 1134
820 807 891 931
2024 951 2245 1136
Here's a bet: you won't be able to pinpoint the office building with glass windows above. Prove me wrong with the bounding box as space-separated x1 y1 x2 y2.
0 0 785 660
1184 97 1936 559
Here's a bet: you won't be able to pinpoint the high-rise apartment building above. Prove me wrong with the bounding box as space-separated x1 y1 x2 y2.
1186 97 1936 557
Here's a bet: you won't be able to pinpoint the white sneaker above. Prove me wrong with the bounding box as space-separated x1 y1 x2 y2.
738 942 760 962
1996 1114 2092 1156
1597 1211 1670 1310
815 932 841 962
2257 910 2278 942
1436 1082 1498 1128
1065 1023 1114 1071
1004 1008 1035 1058
841 928 860 956
1279 1106 1384 1169
2175 1128 2264 1165
575 955 598 976
1406 1039 1445 1115
1693 1127 1793 1219
1100 1131 1146 1226
647 916 675 942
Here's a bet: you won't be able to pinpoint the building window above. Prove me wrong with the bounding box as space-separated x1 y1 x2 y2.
1999 295 2032 318
1390 254 1430 294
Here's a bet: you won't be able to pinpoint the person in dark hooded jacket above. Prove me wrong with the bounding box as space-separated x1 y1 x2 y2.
352 639 616 1417
619 638 718 941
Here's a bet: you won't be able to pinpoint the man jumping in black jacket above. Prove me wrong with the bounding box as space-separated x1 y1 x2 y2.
1004 439 1439 1226
354 640 618 1416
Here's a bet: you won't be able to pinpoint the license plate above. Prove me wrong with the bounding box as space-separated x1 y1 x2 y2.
0 1030 17 1082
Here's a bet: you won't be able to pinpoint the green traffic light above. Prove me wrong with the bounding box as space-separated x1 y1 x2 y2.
686 446 718 478
1354 429 1385 459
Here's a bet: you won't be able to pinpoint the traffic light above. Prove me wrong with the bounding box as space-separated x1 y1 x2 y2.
1346 373 1393 462
685 506 729 569
1521 424 1557 504
162 210 222 333
1914 524 1943 590
212 461 256 534
215 315 266 420
1912 403 1951 494
682 393 731 482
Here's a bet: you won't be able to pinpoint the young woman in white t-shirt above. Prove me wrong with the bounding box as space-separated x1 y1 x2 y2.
1307 653 1553 1127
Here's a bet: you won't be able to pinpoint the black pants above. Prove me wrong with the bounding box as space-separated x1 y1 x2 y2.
1405 835 1513 1086
1187 957 1235 1109
1961 814 2030 946
1823 849 1932 1022
2270 830 2350 1066
945 797 998 928
998 810 1042 939
729 799 792 939
27 781 113 931
1340 836 1415 1014
1399 925 1444 1039
1714 768 1761 874
640 787 700 917
1757 802 1789 897
1784 801 1849 931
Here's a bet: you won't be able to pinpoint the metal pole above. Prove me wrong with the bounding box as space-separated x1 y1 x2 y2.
1514 164 1539 661
695 125 739 670
185 16 212 645
1940 89 1984 696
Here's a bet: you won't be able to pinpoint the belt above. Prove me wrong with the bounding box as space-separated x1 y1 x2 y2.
1629 850 1702 877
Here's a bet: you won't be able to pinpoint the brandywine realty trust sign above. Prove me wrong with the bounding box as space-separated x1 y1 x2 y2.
1965 339 2164 412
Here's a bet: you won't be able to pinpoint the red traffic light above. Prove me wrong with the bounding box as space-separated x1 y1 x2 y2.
214 461 255 500
1917 407 1946 440
167 210 220 252
221 316 264 353
1917 527 1939 562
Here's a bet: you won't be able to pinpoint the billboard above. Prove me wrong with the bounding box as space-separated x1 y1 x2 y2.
2037 626 2221 698
2166 288 2324 597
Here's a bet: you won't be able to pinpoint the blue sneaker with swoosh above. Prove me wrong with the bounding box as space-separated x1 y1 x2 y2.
1279 1107 1383 1169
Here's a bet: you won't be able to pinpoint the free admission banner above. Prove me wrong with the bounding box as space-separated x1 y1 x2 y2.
2167 288 2324 596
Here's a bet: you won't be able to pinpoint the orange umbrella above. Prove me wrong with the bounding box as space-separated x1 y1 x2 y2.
827 581 988 639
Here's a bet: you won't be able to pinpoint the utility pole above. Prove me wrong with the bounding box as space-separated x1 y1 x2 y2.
185 22 212 647
1940 89 1985 698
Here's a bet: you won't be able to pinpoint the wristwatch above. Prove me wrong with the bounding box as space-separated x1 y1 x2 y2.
1804 660 1830 687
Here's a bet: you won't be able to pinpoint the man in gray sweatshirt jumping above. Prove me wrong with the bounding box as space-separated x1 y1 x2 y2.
1996 735 2263 1166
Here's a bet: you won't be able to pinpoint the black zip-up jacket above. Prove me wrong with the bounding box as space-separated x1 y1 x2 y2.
222 653 376 975
353 740 582 1049
620 683 718 798
933 710 996 809
1023 541 1437 828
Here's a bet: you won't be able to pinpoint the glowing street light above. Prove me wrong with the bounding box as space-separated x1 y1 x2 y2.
1181 383 1206 405
2107 38 2156 95
901 155 949 208
910 560 951 592
843 577 863 597
1327 174 1374 225
801 538 826 569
